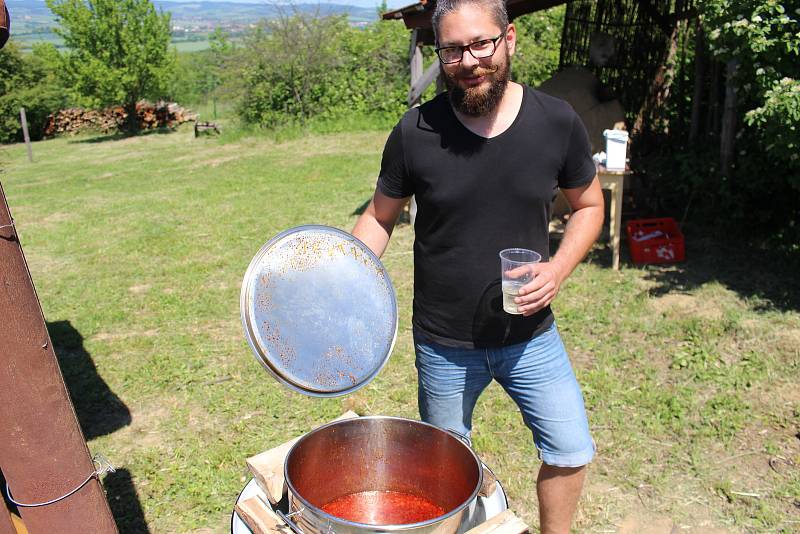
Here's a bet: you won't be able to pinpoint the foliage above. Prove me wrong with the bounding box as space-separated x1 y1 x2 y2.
701 0 800 182
46 0 173 130
638 1 800 249
237 11 409 127
232 6 565 129
511 5 565 87
0 42 69 143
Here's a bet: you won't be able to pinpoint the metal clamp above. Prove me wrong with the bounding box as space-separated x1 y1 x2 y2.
5 453 116 508
276 508 307 534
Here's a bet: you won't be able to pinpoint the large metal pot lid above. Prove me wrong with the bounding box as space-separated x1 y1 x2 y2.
240 225 398 397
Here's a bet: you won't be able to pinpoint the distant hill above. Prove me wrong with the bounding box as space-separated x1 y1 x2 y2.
6 0 386 51
153 0 381 24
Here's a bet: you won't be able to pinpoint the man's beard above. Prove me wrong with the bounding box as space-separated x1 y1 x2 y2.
442 52 511 117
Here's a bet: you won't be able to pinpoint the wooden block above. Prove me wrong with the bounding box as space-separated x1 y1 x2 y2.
464 509 529 534
246 411 359 503
478 464 498 498
234 497 285 534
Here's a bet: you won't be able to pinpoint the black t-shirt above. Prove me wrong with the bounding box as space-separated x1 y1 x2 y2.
377 85 596 348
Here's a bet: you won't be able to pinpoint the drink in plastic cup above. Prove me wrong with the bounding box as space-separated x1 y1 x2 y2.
499 248 541 315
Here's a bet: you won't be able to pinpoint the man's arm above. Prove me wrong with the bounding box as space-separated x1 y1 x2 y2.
515 176 604 316
352 190 410 258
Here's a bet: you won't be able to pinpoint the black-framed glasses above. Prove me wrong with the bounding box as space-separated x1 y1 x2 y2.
435 31 506 64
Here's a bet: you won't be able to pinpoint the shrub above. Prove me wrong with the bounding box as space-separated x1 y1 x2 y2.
237 13 408 128
0 42 69 143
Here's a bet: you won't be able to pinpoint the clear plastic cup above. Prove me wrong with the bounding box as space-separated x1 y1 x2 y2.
499 248 541 315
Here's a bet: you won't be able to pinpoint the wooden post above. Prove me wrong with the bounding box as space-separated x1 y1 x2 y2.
0 182 118 533
19 108 33 163
720 58 739 176
408 29 423 107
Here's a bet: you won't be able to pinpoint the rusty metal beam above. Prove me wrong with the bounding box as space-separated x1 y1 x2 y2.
0 182 118 533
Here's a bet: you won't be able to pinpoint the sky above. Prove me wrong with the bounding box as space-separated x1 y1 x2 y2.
163 0 410 8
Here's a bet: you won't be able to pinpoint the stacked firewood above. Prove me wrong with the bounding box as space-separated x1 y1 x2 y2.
44 101 197 136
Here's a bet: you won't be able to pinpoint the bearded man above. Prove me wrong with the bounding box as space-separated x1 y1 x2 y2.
352 0 604 531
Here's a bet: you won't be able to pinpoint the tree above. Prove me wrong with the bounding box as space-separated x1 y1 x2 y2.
46 0 173 132
512 5 565 87
237 13 408 127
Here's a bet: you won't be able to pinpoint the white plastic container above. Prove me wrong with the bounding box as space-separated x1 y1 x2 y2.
603 129 628 170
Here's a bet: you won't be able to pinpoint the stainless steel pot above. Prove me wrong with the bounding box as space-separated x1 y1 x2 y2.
281 417 483 534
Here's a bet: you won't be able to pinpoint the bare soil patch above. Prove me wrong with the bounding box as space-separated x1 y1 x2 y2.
650 292 724 321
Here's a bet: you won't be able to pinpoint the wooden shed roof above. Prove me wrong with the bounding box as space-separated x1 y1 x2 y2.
382 0 568 30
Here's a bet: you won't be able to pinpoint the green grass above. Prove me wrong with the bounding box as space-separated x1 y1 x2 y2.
1 126 799 533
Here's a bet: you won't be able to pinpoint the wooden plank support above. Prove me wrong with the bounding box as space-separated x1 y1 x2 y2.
408 61 441 108
464 509 529 534
0 182 118 533
408 29 424 107
246 411 359 504
234 497 285 534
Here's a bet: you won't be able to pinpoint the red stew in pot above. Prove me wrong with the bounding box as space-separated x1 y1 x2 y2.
321 490 445 524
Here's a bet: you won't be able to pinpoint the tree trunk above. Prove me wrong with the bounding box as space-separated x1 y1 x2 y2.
720 58 739 176
124 100 138 133
632 22 682 137
689 22 706 144
707 60 721 139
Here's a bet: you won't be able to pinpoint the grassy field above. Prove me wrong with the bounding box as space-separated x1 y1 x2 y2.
0 126 798 533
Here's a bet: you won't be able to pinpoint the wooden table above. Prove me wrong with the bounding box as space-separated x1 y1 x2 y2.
597 166 629 270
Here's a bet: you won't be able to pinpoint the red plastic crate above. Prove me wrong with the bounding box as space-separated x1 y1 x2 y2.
626 218 685 264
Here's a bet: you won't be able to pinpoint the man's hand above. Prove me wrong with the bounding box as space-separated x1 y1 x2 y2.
513 261 565 316
509 175 604 316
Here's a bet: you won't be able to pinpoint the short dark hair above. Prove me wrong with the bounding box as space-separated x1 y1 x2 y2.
432 0 509 43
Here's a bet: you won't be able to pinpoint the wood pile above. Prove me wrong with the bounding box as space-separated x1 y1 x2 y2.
44 101 197 136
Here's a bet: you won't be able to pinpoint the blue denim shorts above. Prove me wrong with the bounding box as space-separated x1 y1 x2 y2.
414 322 595 467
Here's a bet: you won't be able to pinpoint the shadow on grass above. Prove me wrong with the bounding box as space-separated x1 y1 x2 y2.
47 320 131 440
637 228 800 312
67 127 178 144
552 223 799 311
104 468 151 534
351 198 370 217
